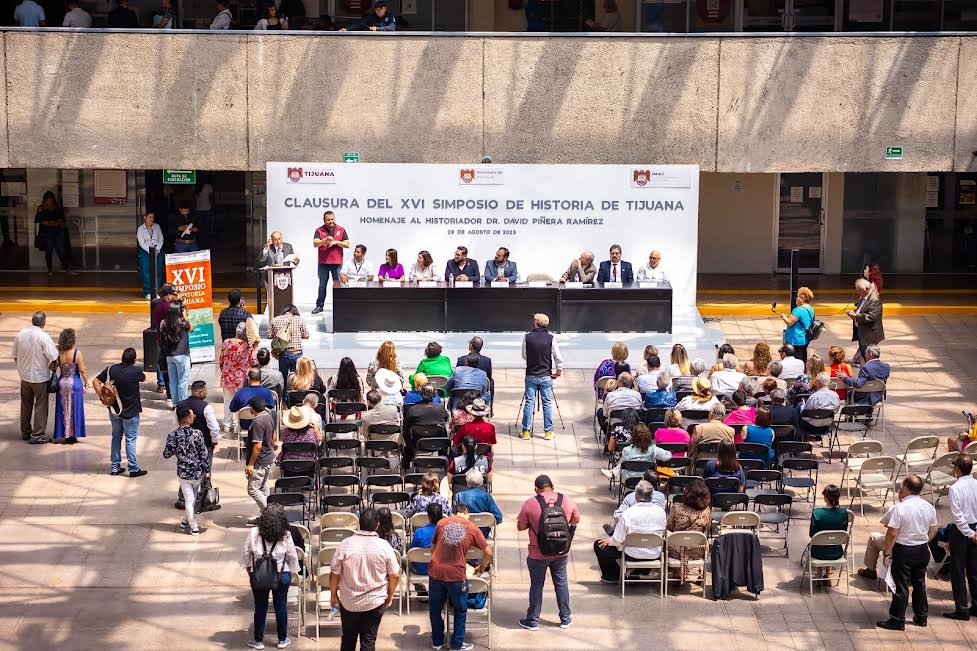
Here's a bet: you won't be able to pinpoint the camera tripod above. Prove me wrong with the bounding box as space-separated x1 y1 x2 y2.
514 378 565 431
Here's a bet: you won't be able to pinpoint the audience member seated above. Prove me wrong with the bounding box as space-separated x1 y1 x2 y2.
594 342 630 398
279 406 321 464
637 344 661 377
594 481 667 583
452 399 496 447
450 390 479 431
711 353 746 396
809 485 848 570
800 372 840 439
288 356 325 394
606 408 641 456
843 344 890 405
778 344 806 378
366 340 405 390
445 353 491 408
675 377 720 412
709 344 737 374
653 409 690 456
643 371 677 409
448 436 491 479
373 367 404 408
601 424 672 482
409 341 453 388
743 342 772 376
702 441 745 494
768 388 801 434
604 471 667 536
408 502 443 577
669 343 692 377
743 407 775 465
452 469 502 536
765 361 789 391
456 336 493 382
360 389 401 440
256 347 284 398
376 507 403 554
689 404 734 461
598 372 643 429
828 345 854 401
948 418 977 453
403 384 449 461
229 368 277 429
326 356 364 402
739 377 760 406
666 478 711 583
301 393 324 437
788 354 825 406
635 353 663 395
404 372 433 409
723 390 757 429
760 377 780 399
405 471 452 519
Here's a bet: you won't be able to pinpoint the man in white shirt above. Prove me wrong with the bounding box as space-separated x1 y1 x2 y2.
210 0 232 28
12 312 59 444
942 454 977 620
777 344 806 378
710 354 746 395
339 244 375 283
875 475 938 631
635 250 668 283
594 481 666 582
634 354 662 395
136 212 165 299
600 372 642 427
62 0 92 26
800 373 840 438
14 0 46 26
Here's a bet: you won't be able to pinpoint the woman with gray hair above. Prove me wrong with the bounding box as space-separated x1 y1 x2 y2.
219 320 256 434
847 277 885 364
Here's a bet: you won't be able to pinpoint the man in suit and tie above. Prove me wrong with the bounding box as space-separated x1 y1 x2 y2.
257 230 298 268
596 244 633 284
559 251 597 284
847 278 885 364
845 344 890 405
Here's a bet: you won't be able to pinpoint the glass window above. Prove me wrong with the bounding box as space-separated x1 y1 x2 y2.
842 0 889 31
892 0 941 30
640 0 690 32
841 173 926 273
0 169 30 270
924 173 977 272
743 0 786 31
943 0 977 30
434 0 466 30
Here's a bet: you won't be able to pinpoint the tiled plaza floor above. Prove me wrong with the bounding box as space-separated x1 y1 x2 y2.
1 312 976 650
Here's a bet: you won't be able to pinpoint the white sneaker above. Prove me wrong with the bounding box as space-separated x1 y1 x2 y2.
560 620 572 629
600 469 614 480
247 641 264 649
276 639 291 649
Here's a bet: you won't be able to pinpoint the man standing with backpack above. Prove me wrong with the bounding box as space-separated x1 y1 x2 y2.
516 474 580 631
93 347 147 477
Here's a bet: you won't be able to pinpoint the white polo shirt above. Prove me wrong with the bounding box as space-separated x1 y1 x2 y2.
340 257 374 281
886 494 937 546
950 474 977 538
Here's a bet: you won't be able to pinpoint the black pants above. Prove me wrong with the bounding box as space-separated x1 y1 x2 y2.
593 540 648 581
949 523 977 613
340 603 384 651
793 344 808 363
889 542 930 622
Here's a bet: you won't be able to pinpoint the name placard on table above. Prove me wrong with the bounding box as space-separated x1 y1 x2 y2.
528 281 549 288
453 280 474 288
639 281 659 289
382 280 403 287
603 281 624 288
490 280 509 288
418 280 438 288
564 281 585 288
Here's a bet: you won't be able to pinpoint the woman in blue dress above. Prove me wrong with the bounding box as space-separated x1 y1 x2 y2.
53 328 89 444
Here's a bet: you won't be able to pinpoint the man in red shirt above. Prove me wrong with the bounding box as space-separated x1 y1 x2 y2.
516 474 580 631
451 399 496 447
312 210 349 314
428 503 492 651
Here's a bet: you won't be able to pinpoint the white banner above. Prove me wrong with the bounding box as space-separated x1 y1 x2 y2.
266 163 699 315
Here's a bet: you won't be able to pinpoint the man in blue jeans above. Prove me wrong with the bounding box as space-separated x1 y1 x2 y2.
93 347 148 477
427 503 492 651
517 474 580 630
520 313 564 441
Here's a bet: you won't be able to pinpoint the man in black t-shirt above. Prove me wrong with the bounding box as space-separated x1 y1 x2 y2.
244 396 277 524
93 347 148 477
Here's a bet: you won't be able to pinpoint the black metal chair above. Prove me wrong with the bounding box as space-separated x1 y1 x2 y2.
267 492 307 526
365 439 401 459
355 456 392 479
752 492 792 556
371 490 411 510
362 474 404 504
368 423 402 440
704 476 741 496
320 493 360 513
771 425 798 444
658 457 691 474
325 437 361 457
745 469 782 498
415 437 452 457
334 402 367 421
781 457 820 509
658 442 689 456
318 455 354 475
738 458 766 472
643 407 669 424
411 455 448 475
615 460 656 500
736 442 771 467
287 389 322 408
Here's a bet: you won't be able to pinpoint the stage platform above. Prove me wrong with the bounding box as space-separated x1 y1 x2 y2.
259 303 725 370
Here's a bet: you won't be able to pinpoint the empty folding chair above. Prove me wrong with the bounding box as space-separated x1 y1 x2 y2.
719 510 761 534
415 437 452 458
777 440 813 465
799 530 852 596
365 439 401 460
318 455 354 476
232 406 255 462
839 439 884 498
710 492 749 531
745 469 782 499
355 456 392 480
368 423 402 442
828 405 874 460
738 458 766 472
284 547 307 637
465 576 492 648
267 492 308 527
324 422 361 443
894 435 941 478
780 458 820 508
619 533 666 598
664 530 708 597
752 492 792 556
847 456 897 518
695 441 721 459
315 547 339 639
411 456 448 476
370 491 411 510
319 526 356 549
320 512 358 530
325 437 361 457
362 474 404 504
594 375 615 437
771 425 797 443
403 473 426 495
923 452 960 505
320 493 360 513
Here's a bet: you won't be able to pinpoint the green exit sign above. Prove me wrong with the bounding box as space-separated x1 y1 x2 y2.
163 169 197 184
343 151 360 163
885 146 904 160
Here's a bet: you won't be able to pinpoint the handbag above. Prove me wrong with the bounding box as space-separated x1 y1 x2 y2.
47 370 60 394
271 317 290 358
195 473 221 512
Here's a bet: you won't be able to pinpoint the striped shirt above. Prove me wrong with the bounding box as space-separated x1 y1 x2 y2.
331 531 399 612
269 314 309 353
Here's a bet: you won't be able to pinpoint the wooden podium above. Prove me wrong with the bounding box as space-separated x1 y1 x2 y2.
262 266 294 319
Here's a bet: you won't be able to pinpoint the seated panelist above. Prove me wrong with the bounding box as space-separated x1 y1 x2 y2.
483 247 518 283
596 244 633 284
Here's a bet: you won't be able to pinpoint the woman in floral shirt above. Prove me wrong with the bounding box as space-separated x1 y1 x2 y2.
405 471 452 519
163 406 211 535
219 322 255 433
279 406 321 467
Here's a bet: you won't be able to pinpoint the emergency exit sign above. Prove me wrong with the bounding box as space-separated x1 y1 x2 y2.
163 170 197 184
343 152 360 163
885 146 904 160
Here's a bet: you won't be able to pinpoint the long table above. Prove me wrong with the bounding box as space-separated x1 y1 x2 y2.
332 282 672 333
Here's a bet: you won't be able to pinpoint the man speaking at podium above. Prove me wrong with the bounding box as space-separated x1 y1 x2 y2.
257 231 298 268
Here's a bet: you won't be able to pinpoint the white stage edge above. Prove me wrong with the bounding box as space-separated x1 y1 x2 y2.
260 304 725 370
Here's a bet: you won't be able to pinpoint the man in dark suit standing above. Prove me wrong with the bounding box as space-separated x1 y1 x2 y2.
596 244 633 284
845 345 890 405
457 336 493 382
847 278 885 364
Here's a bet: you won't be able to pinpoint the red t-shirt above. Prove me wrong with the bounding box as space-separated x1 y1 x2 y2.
452 419 497 447
314 224 347 265
517 491 580 560
428 516 488 582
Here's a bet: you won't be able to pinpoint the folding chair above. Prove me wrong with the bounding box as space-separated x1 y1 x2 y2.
719 510 761 534
839 440 884 498
368 423 402 442
318 455 354 476
470 512 500 576
415 437 452 458
593 376 614 437
325 437 361 457
409 511 431 534
232 406 255 462
828 405 874 460
894 435 941 478
288 389 322 408
710 492 749 532
659 457 691 475
320 493 360 513
799 530 852 596
319 526 356 549
616 460 656 501
362 474 404 504
666 475 697 504
365 439 401 460
404 547 433 615
777 440 813 463
664 530 708 597
780 458 820 509
620 532 665 598
319 512 358 530
370 491 410 510
771 425 797 443
923 452 960 505
426 375 449 392
799 408 836 445
644 407 669 424
355 456 392 480
315 547 340 639
657 442 689 456
745 469 782 499
403 473 426 495
333 402 366 422
267 492 308 527
466 576 493 648
847 456 896 518
739 458 766 472
412 456 448 475
850 379 886 430
752 492 792 556
695 441 720 460
284 547 307 637
736 442 771 467
324 423 361 444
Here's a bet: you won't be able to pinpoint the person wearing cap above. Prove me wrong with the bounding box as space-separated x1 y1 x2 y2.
403 384 448 463
452 399 496 448
343 1 396 32
445 353 491 410
516 474 580 631
279 405 321 466
520 313 564 441
244 396 277 524
373 367 404 408
229 368 277 431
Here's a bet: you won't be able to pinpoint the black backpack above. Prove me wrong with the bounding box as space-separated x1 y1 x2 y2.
536 494 572 556
251 538 281 591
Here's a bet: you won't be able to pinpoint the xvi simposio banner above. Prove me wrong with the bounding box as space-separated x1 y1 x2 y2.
164 249 215 363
